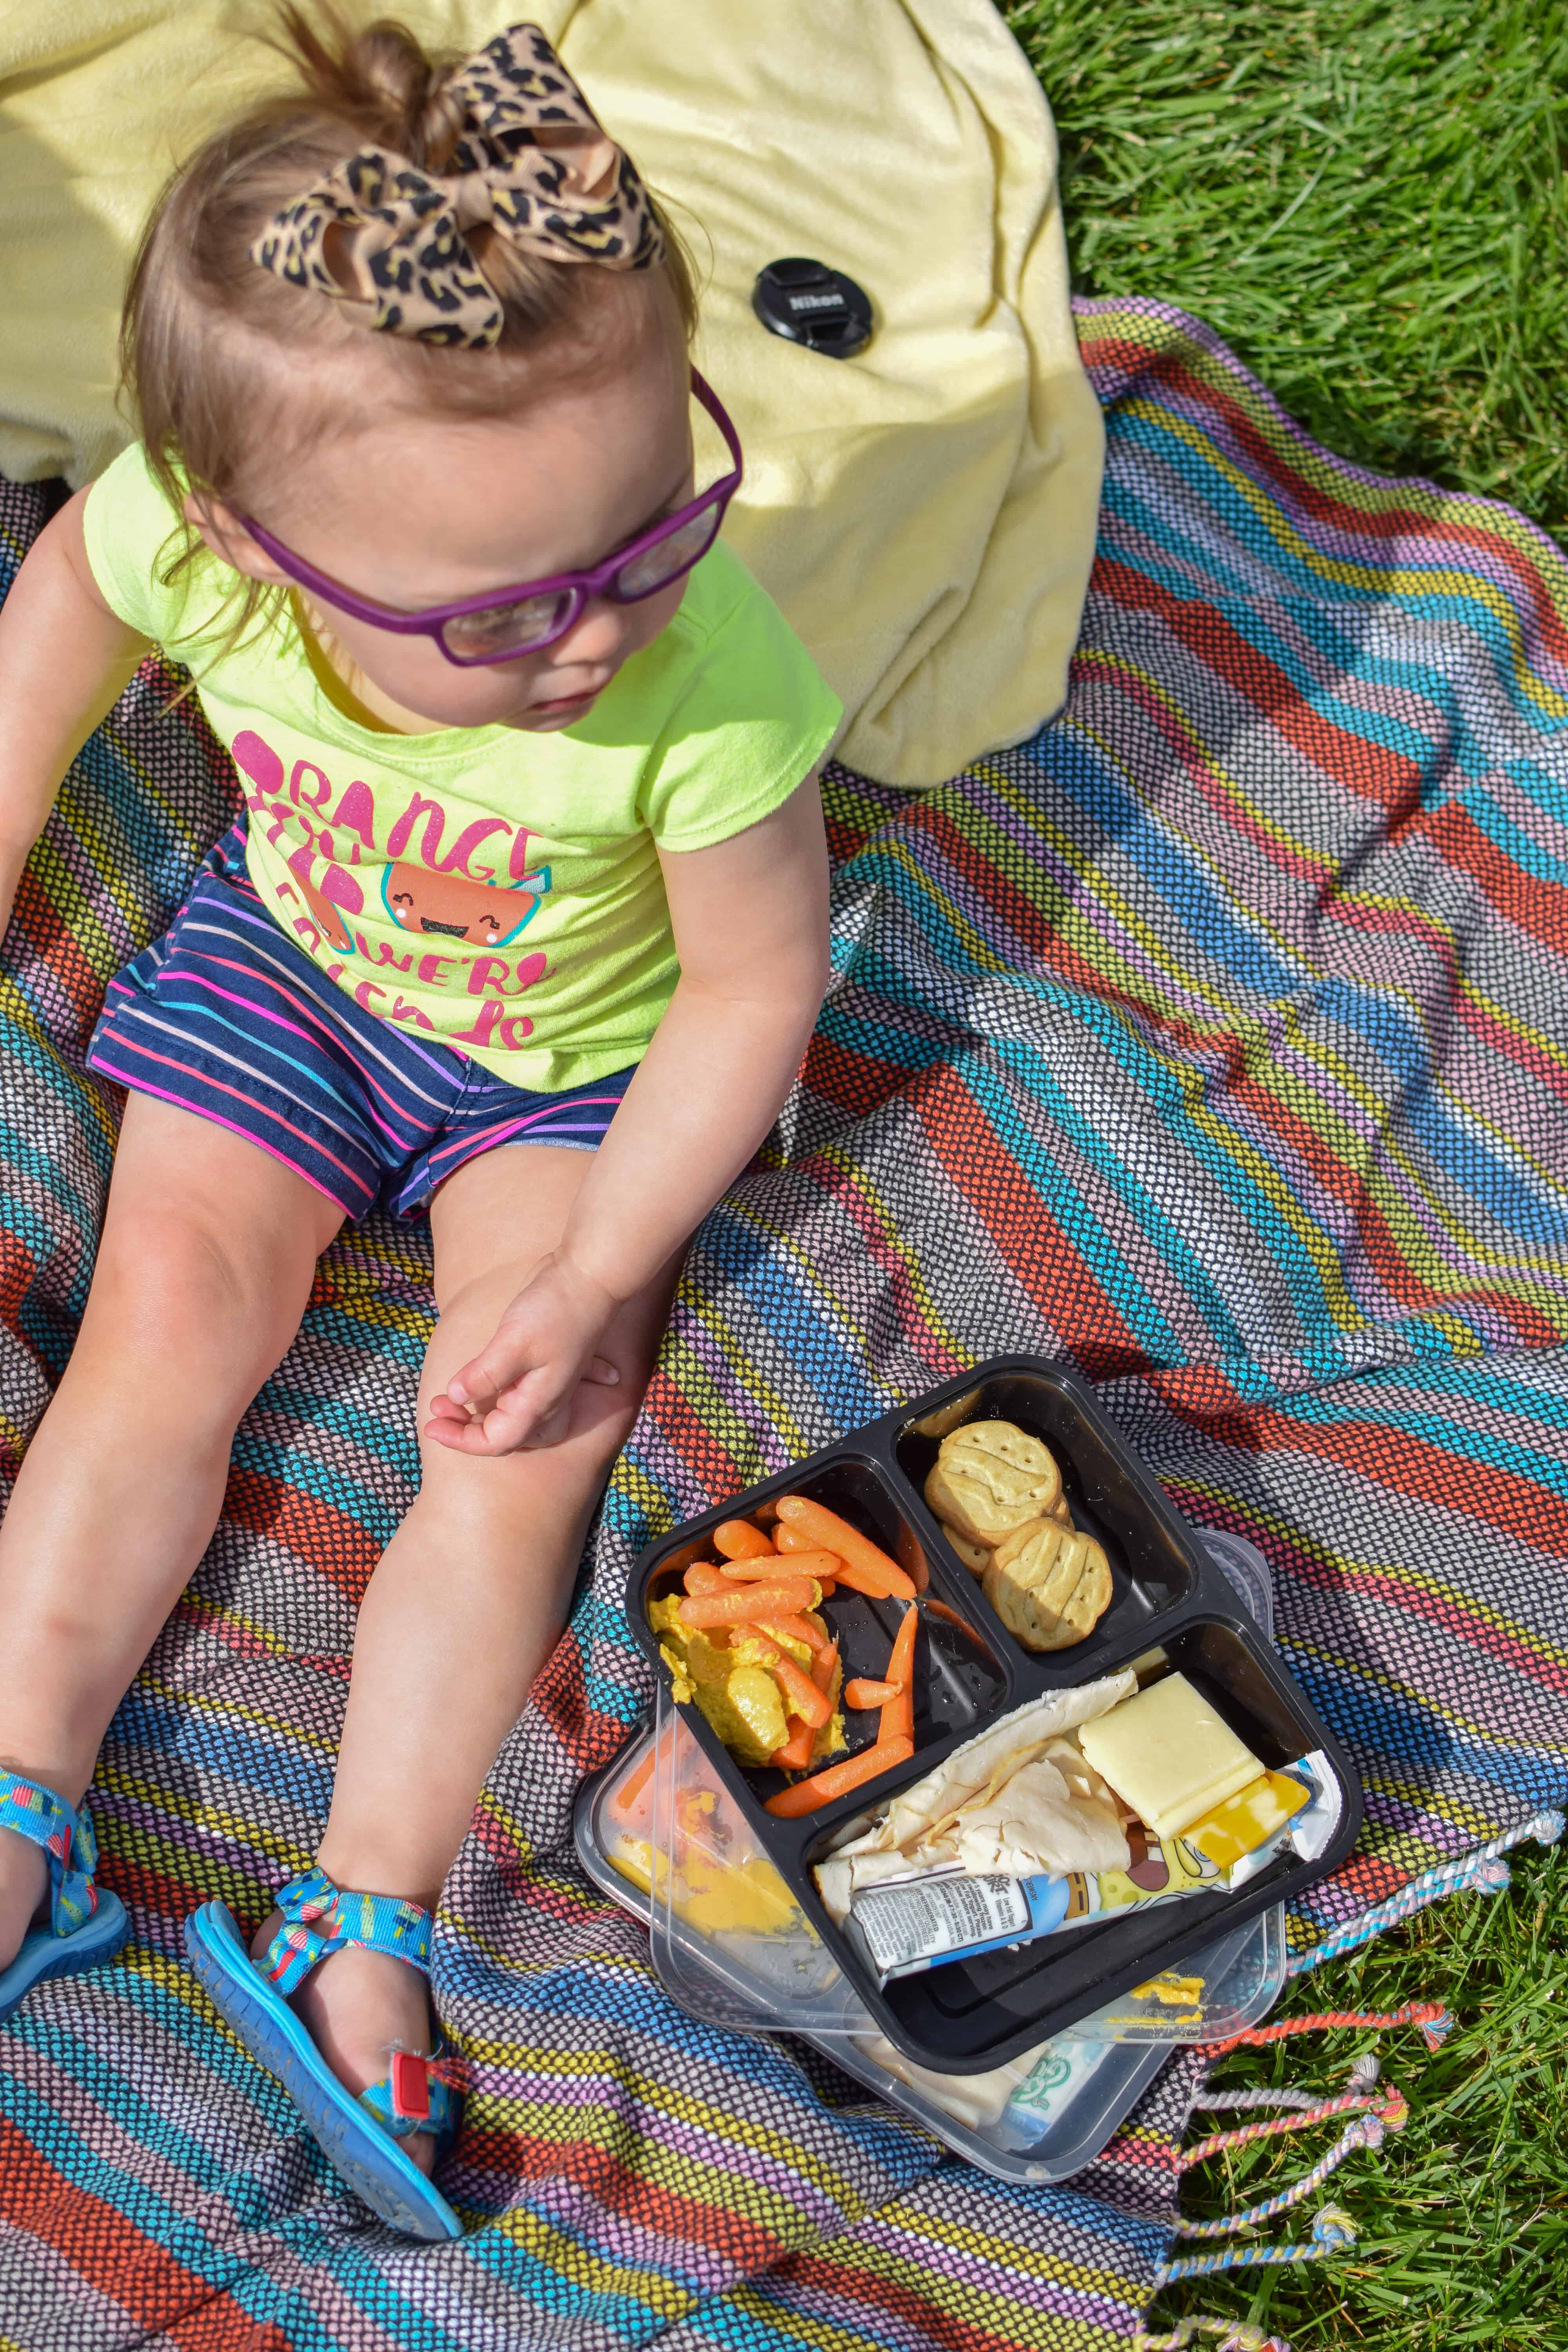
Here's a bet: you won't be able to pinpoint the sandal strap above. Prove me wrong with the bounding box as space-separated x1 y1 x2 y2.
0 1773 100 1937
359 2049 463 2141
259 1864 433 1996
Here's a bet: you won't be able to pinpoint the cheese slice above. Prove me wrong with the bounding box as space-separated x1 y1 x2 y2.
1187 1771 1308 1869
1077 1672 1263 1838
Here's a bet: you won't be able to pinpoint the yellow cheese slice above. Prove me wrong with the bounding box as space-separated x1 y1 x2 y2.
1187 1771 1308 1869
1077 1671 1264 1838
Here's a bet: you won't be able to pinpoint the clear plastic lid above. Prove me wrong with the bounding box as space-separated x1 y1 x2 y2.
1061 1899 1286 2043
646 1677 868 2035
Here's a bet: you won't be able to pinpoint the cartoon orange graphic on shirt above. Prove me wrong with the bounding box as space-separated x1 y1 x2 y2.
381 861 551 947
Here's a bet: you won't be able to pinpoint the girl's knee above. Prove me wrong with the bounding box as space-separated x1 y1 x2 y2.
413 1396 636 1542
85 1206 306 1394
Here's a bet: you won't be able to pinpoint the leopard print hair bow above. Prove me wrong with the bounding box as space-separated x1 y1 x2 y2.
250 24 664 348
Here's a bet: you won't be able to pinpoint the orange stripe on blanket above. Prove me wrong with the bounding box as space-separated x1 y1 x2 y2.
1428 799 1568 958
913 1062 1147 1379
528 1635 629 1778
0 2118 290 2350
763 2244 1039 2352
640 1374 748 1508
1097 557 1429 816
221 1468 380 1604
465 2128 793 2271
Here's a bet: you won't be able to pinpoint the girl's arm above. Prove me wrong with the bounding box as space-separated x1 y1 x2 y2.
0 490 151 940
428 772 832 1452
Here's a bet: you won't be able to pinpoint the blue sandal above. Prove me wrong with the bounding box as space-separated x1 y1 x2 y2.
0 1773 129 2018
184 1866 463 2240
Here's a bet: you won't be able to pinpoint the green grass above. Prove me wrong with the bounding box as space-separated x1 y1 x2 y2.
1154 1844 1568 2350
1005 0 1568 547
991 8 1568 2340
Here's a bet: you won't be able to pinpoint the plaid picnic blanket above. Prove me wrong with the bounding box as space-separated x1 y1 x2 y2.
0 297 1565 2349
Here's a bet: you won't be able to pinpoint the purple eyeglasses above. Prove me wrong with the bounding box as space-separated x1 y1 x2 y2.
236 371 743 668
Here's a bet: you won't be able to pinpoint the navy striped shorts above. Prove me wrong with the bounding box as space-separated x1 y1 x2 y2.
87 826 637 1221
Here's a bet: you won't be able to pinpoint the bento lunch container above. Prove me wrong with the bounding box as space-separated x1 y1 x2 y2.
575 1524 1285 2179
626 1357 1355 2075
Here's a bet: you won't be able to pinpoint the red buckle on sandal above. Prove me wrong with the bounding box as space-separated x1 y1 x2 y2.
390 2051 430 2122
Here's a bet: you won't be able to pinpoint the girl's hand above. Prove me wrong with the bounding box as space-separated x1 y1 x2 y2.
425 1252 623 1454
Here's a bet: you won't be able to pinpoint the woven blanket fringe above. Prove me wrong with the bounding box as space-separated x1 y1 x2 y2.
1139 1808 1565 2327
1281 1808 1564 1982
1135 2320 1292 2352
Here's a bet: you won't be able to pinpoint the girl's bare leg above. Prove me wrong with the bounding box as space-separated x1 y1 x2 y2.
258 1143 677 2170
0 1094 342 1959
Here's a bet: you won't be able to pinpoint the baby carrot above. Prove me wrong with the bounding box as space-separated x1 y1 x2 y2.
750 1547 839 1583
775 1497 916 1597
744 1635 830 1728
714 1520 774 1561
773 1523 818 1553
844 1677 901 1710
720 1559 804 1582
825 1559 907 1601
678 1581 816 1628
763 1735 915 1817
610 1748 655 1815
771 1640 841 1771
745 1534 838 1592
737 1610 826 1652
879 1606 918 1744
682 1562 729 1596
769 1720 815 1770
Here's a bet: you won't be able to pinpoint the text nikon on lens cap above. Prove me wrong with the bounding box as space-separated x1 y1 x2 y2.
752 258 873 358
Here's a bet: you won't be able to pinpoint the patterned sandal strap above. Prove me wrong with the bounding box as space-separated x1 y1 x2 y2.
360 2049 464 2142
0 1773 100 1937
259 1864 433 1996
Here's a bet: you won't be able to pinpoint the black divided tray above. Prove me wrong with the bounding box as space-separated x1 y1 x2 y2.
627 1354 1362 2075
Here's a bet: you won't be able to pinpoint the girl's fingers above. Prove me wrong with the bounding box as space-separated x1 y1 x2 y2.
446 1326 534 1411
449 1345 617 1417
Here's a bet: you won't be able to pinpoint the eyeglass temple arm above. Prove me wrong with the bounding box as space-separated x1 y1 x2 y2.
690 368 744 483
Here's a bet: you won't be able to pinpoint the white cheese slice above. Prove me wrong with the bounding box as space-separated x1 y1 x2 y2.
1077 1671 1263 1838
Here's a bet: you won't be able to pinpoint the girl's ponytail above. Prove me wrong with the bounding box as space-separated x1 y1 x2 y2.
269 7 471 174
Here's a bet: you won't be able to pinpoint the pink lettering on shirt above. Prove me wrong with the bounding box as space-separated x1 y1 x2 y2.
449 999 534 1051
290 759 332 810
233 730 285 806
385 792 446 864
466 951 548 998
329 780 377 851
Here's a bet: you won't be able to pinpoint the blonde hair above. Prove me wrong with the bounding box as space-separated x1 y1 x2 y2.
120 4 698 652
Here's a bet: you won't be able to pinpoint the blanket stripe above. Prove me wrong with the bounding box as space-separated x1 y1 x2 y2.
1 297 1565 2348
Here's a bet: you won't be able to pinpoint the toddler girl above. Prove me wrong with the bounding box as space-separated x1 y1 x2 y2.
0 6 836 2238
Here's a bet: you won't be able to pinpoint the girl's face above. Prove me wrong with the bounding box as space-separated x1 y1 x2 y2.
194 289 697 734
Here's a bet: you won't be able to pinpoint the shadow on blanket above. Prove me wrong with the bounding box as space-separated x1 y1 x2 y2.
0 300 1565 2351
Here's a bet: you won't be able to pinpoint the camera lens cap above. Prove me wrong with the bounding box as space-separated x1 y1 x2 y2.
752 257 873 358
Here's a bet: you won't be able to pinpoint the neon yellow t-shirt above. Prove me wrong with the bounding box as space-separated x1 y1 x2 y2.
83 444 841 1089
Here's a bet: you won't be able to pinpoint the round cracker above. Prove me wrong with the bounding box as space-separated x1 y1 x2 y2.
924 1419 1062 1546
984 1519 1112 1651
938 1520 991 1577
